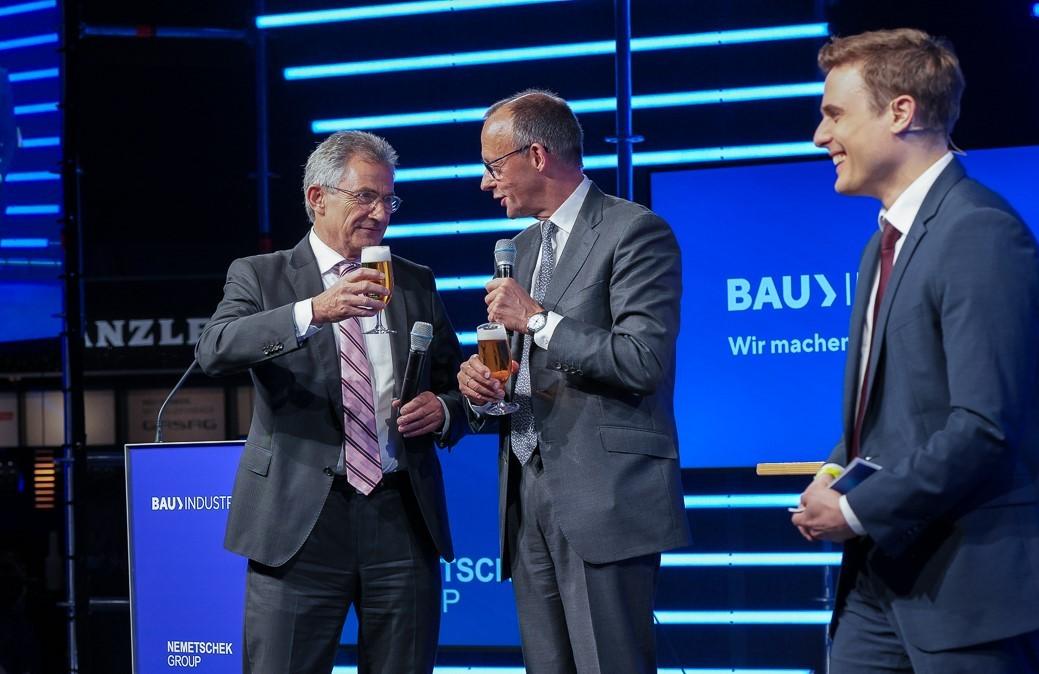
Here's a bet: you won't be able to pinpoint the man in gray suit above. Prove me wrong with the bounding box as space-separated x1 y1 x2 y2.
458 90 690 673
196 131 466 674
792 29 1039 672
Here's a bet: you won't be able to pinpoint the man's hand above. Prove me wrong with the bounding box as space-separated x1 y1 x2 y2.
791 475 856 542
393 392 444 438
485 278 542 333
457 354 518 406
311 268 388 325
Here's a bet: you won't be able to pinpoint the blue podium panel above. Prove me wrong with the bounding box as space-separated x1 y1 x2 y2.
126 441 246 674
127 435 520 665
652 145 1039 468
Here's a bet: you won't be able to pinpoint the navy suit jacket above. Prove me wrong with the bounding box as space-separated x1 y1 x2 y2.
827 159 1039 651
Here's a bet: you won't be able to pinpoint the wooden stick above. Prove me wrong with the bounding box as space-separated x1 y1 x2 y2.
755 461 825 476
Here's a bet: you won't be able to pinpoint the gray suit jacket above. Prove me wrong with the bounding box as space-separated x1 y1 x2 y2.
473 183 691 577
196 236 466 566
827 160 1039 651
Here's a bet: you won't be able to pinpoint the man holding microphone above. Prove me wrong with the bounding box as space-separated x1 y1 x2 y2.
459 89 689 674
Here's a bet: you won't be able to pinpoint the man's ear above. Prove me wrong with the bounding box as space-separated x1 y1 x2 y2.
529 143 549 172
306 184 326 217
889 94 917 135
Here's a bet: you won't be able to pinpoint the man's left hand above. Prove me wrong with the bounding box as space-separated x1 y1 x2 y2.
486 278 542 333
394 391 444 438
791 479 857 542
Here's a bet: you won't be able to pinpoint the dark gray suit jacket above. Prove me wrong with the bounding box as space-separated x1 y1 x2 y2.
828 160 1039 651
196 236 466 566
474 183 691 577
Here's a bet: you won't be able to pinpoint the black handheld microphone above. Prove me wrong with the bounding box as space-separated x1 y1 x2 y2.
154 358 198 442
494 239 516 279
398 321 433 406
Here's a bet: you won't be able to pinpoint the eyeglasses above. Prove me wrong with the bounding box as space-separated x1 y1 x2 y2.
482 144 531 180
326 186 402 213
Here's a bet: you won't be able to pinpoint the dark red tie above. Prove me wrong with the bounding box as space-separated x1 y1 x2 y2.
851 219 902 458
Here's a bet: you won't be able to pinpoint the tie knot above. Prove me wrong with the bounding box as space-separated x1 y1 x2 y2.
540 219 556 241
881 219 902 252
333 259 360 278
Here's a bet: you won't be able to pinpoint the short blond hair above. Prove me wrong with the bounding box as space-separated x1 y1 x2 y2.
818 28 964 137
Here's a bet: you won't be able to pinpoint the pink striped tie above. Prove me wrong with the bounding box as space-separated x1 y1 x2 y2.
334 260 382 494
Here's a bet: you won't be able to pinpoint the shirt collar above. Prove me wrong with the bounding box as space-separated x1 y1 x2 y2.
878 152 954 235
544 176 591 233
308 227 355 275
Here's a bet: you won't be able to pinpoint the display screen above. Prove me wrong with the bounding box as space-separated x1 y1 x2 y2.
653 145 1039 467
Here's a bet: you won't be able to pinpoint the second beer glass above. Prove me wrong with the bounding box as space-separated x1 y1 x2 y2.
476 322 519 415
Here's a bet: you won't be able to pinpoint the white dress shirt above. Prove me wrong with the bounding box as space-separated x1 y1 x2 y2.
531 176 592 348
291 229 449 474
838 152 954 534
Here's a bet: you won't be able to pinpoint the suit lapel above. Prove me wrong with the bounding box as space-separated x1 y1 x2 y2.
288 237 345 427
843 234 880 437
859 159 964 427
510 225 540 356
541 185 602 311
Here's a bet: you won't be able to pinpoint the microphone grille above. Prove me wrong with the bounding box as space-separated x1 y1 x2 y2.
410 321 433 352
494 239 517 266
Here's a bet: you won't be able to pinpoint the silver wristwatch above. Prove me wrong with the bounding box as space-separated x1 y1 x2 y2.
526 310 549 336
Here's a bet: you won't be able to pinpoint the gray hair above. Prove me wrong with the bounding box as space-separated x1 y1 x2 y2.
302 131 399 223
485 89 584 168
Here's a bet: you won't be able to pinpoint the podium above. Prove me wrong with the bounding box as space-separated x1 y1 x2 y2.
125 434 519 673
125 441 246 673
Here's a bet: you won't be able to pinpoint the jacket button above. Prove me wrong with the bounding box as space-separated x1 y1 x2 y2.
322 467 334 476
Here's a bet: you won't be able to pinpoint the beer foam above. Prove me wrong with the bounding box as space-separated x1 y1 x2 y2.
361 245 391 262
477 323 508 341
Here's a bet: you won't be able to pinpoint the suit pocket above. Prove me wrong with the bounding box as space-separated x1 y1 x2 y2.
242 442 272 476
600 426 677 459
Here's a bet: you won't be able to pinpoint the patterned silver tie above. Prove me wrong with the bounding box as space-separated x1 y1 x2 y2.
511 220 556 464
